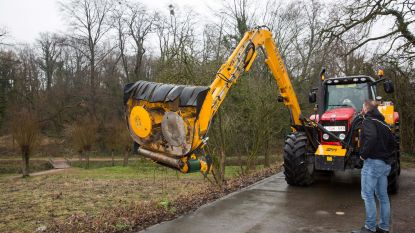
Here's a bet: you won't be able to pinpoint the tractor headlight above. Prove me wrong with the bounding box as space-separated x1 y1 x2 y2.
323 133 329 140
339 133 346 140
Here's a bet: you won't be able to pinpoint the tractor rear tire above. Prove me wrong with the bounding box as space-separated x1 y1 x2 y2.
388 159 400 194
283 131 314 186
388 126 400 194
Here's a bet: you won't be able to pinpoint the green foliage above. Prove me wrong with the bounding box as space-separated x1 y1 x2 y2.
157 198 176 214
114 222 131 231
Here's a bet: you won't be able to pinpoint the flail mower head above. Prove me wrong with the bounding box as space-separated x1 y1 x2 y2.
123 80 213 173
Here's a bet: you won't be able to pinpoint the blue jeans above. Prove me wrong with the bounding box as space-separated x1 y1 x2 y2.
361 158 391 231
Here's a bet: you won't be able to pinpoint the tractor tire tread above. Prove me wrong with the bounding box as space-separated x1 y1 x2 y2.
283 131 314 186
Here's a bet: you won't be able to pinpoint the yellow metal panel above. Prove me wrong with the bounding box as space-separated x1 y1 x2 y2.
378 105 394 125
198 92 214 134
315 145 347 157
129 106 152 138
244 50 258 72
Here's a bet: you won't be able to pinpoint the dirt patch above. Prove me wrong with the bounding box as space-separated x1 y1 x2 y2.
29 168 73 176
46 164 282 233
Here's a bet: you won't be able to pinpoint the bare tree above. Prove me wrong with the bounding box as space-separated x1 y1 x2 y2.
154 7 198 83
292 0 325 81
125 2 154 81
60 0 113 115
105 119 132 166
0 51 19 127
112 1 130 83
221 0 254 40
0 26 8 45
13 46 42 103
155 7 196 62
36 33 64 90
324 0 415 58
66 117 98 169
381 60 415 153
0 27 6 38
265 1 299 59
10 108 39 177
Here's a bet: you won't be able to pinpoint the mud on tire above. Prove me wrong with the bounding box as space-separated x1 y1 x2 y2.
283 131 314 186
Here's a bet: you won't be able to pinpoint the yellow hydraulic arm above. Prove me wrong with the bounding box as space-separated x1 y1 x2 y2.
124 27 302 173
208 28 301 125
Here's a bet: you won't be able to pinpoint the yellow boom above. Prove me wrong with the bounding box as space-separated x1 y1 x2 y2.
123 27 302 173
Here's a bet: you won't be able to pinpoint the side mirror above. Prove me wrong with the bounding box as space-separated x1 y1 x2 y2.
383 80 394 93
309 91 317 103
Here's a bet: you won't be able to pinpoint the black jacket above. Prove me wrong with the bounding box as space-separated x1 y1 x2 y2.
360 108 396 164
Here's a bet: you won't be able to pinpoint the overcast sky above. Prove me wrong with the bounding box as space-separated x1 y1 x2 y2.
0 0 222 45
0 0 394 54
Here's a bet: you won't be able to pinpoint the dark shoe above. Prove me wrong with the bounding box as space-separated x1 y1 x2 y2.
351 226 375 233
376 227 389 233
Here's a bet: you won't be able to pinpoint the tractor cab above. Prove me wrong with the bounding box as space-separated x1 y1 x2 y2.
323 76 376 113
309 74 396 126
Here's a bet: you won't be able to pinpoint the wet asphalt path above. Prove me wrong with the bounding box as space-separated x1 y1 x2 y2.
141 169 415 233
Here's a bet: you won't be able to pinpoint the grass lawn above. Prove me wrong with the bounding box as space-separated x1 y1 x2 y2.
2 153 412 232
0 160 242 233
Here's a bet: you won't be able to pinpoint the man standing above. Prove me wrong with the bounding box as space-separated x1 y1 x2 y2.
352 100 395 233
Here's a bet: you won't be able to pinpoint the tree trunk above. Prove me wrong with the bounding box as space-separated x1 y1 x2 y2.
85 152 90 169
413 119 415 153
217 112 226 185
46 69 52 90
219 149 226 183
89 51 96 116
111 150 115 166
264 133 270 167
123 152 129 167
134 45 144 81
21 146 30 177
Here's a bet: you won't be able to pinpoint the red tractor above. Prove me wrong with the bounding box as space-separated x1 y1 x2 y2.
283 69 400 194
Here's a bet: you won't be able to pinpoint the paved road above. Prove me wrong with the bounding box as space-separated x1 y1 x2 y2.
142 169 415 233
